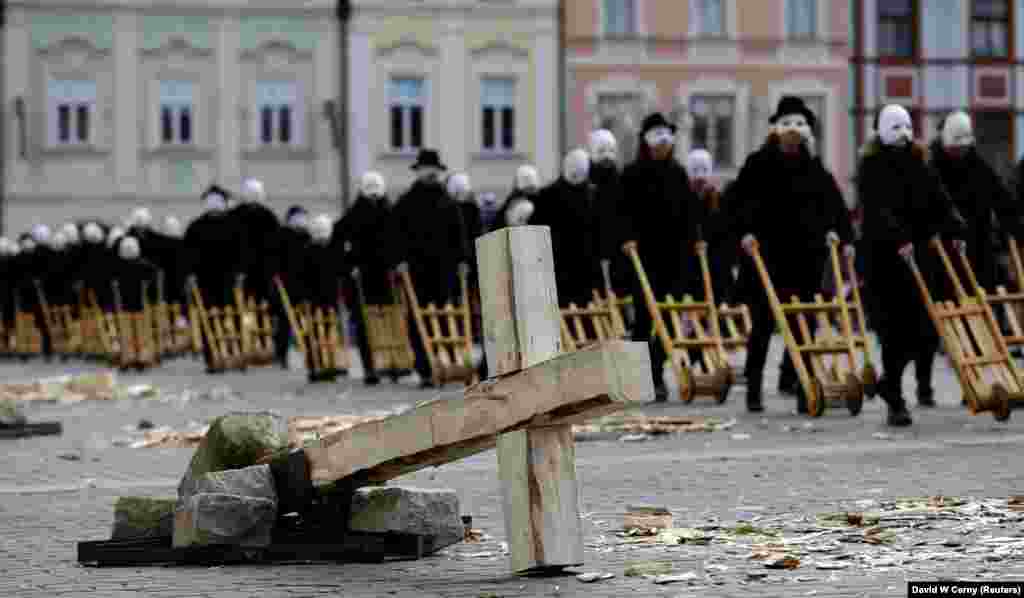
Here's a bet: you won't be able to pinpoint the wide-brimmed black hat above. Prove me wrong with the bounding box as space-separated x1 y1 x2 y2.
410 149 447 171
640 112 678 135
285 205 308 221
769 96 817 131
201 183 231 202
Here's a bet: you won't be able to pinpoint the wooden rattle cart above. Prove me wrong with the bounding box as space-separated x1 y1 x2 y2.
747 238 865 417
984 237 1024 353
560 298 622 353
623 240 733 403
274 276 351 382
906 238 1021 421
353 271 415 382
188 278 246 372
399 268 478 388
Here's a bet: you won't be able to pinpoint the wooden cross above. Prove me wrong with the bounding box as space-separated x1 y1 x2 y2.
303 226 652 574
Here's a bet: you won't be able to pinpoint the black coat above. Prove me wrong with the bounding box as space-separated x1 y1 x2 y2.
299 242 345 309
183 210 246 307
857 138 966 339
277 227 313 303
930 140 1022 290
731 137 853 302
135 230 187 304
590 163 631 294
695 184 737 304
332 194 399 305
392 181 465 304
229 202 282 300
618 153 702 296
530 177 603 306
112 257 159 312
453 200 483 279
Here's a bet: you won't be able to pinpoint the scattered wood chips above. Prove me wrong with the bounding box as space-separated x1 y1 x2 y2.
133 414 387 449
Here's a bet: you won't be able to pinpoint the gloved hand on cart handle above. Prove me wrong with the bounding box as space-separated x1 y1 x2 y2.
621 240 638 254
741 234 756 255
898 242 914 261
825 230 840 246
952 239 967 255
843 244 856 259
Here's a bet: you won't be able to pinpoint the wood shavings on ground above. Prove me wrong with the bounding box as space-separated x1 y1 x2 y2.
573 415 736 439
130 414 387 449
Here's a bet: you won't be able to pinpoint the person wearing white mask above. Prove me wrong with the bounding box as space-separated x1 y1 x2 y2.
857 104 967 426
162 215 183 239
588 129 629 296
230 177 282 308
31 224 52 247
60 223 80 246
685 148 736 307
496 165 541 229
295 213 347 382
530 148 602 309
127 207 153 232
112 235 159 370
730 96 853 414
618 112 702 402
446 172 482 278
271 205 312 369
332 170 397 385
393 150 465 387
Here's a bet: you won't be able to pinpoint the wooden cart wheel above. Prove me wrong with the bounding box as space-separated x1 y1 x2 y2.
861 364 878 399
989 384 1012 423
844 373 864 416
807 380 826 418
678 366 694 403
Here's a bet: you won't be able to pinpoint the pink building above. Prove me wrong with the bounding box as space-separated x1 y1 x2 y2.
564 0 854 195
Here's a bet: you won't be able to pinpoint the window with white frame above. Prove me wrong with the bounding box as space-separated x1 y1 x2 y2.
47 79 96 146
787 0 818 39
158 80 196 145
693 0 725 37
597 92 642 164
481 77 516 153
255 81 303 146
389 77 424 152
689 95 735 168
603 0 637 36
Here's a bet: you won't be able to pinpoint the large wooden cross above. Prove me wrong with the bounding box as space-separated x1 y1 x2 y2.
304 226 652 573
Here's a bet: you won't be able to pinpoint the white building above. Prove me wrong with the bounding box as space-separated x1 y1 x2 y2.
2 0 346 234
346 0 560 200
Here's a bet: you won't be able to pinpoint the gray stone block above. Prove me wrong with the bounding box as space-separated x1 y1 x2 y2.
349 486 464 554
173 492 277 549
192 464 277 502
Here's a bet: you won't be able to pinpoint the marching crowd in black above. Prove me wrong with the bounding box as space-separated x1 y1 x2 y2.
2 96 1023 428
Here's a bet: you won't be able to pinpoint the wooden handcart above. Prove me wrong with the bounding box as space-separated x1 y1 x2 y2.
188 278 246 373
274 276 351 382
111 280 158 371
906 237 1021 421
243 296 276 366
399 266 478 388
560 299 621 352
746 237 865 417
623 240 732 403
985 237 1024 353
353 270 415 382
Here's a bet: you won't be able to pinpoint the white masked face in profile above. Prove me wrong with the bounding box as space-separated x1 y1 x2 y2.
644 126 675 149
507 199 535 226
417 167 443 184
878 105 913 147
775 114 812 143
204 192 227 212
359 171 387 199
562 149 590 186
941 111 975 149
685 149 713 182
515 165 540 194
588 129 618 165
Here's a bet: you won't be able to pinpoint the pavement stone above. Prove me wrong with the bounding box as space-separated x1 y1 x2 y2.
1 338 1023 597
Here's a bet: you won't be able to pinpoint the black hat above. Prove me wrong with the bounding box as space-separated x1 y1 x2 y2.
410 149 447 171
769 96 817 131
201 183 231 202
639 112 678 135
285 205 308 222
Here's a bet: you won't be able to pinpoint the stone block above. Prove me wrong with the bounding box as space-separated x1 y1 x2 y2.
172 492 277 549
349 486 463 554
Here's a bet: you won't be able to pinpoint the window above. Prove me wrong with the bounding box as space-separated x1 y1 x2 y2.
603 0 636 36
689 95 735 168
597 92 643 164
158 80 196 145
389 77 424 152
787 0 818 39
693 0 725 37
974 111 1014 177
877 0 915 58
47 79 96 146
481 77 516 152
972 0 1010 58
255 81 302 146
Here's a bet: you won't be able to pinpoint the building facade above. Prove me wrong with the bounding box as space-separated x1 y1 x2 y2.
852 0 1021 178
565 0 854 194
347 0 560 199
2 0 346 234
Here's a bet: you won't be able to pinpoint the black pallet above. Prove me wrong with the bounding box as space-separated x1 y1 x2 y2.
77 530 427 567
0 421 62 439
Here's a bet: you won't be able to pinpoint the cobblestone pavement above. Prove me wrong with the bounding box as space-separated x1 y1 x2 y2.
2 339 1023 597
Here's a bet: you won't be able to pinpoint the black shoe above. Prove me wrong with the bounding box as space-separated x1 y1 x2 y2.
887 406 913 427
419 379 436 389
653 384 668 403
917 388 936 408
746 389 764 413
777 378 799 397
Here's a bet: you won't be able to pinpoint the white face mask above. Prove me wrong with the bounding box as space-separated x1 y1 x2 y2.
588 129 618 164
507 199 535 226
878 105 913 147
310 215 332 243
204 193 227 212
21 239 36 252
515 165 540 193
119 237 141 260
163 216 183 238
242 179 265 203
686 149 713 180
62 224 80 245
83 223 103 244
359 171 387 198
562 149 590 185
942 111 975 149
417 167 443 184
289 213 309 231
644 126 675 148
446 174 472 201
776 114 812 143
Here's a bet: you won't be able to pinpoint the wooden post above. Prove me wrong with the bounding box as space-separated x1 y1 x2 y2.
476 225 582 574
